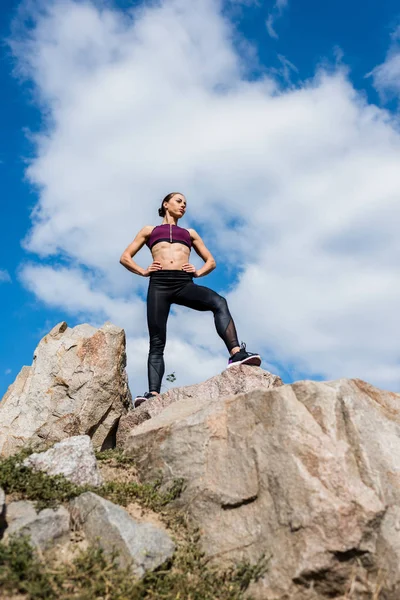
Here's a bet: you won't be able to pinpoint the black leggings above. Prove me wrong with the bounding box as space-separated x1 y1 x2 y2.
147 270 239 392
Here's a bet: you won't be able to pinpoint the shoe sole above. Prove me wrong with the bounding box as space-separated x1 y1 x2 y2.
227 355 261 368
133 397 147 408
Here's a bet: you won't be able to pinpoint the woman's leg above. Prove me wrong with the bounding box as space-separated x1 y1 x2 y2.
174 280 239 352
147 282 171 393
175 280 261 367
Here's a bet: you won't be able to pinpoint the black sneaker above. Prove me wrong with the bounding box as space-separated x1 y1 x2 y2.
227 342 261 368
133 392 157 408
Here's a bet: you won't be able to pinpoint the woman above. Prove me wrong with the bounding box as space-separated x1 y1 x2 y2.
120 192 261 407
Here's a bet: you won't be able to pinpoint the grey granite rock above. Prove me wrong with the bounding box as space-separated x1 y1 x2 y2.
6 500 37 525
4 500 70 551
23 435 103 487
70 492 175 577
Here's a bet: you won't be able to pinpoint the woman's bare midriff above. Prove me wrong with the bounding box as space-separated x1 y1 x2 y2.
151 242 191 270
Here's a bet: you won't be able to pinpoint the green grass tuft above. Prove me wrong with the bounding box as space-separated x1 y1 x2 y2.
0 450 267 599
95 448 135 465
98 478 184 510
0 533 267 600
0 450 183 512
0 451 88 510
0 535 58 598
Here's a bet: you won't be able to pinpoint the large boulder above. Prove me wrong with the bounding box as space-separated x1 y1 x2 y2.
124 377 400 599
0 322 131 457
116 365 282 447
70 492 175 577
23 436 103 487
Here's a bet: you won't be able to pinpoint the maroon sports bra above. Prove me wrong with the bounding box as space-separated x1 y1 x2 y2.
146 224 192 250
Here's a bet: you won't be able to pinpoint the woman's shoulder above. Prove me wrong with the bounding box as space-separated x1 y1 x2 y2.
133 225 156 242
187 227 199 239
141 225 157 236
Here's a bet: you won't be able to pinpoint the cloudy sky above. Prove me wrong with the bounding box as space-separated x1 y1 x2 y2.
1 0 400 398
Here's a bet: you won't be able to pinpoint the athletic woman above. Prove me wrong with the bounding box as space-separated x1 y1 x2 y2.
120 192 261 407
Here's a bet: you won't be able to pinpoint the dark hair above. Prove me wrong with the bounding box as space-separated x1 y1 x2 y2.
158 192 182 217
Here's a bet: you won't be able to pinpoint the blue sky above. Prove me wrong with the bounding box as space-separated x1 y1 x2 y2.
1 0 400 397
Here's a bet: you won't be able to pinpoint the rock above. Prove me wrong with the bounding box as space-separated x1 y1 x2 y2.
0 488 5 537
23 435 103 487
375 505 400 593
3 500 70 551
116 365 282 447
124 377 400 599
0 321 131 457
5 500 38 524
70 492 175 577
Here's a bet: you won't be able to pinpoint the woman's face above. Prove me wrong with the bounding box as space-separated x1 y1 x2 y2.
165 194 187 219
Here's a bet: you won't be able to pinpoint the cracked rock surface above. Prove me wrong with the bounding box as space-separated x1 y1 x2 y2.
124 376 400 599
0 321 131 457
116 365 282 447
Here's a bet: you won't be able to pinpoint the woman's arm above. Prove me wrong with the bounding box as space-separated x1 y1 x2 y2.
120 226 156 276
189 229 216 278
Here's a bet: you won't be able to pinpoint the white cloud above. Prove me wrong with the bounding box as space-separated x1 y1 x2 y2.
20 265 144 333
266 0 288 39
0 270 11 283
11 0 400 393
126 335 225 394
369 26 400 101
4 369 12 375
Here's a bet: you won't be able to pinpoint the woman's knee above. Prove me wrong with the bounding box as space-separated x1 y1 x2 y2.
149 335 166 355
213 294 228 313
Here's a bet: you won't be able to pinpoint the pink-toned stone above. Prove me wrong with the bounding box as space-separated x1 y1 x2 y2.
0 322 131 457
116 365 282 448
124 377 400 599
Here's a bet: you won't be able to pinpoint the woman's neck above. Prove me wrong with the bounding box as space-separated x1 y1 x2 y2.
162 216 178 226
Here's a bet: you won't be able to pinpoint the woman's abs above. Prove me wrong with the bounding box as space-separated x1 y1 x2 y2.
151 242 191 270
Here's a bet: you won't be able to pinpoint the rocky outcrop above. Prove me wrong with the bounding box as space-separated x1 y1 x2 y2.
0 322 131 457
116 365 282 447
124 377 400 599
23 435 103 487
4 315 400 597
3 501 70 551
70 492 175 576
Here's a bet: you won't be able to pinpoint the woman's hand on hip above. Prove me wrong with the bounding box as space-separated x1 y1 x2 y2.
181 263 198 276
142 261 163 277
